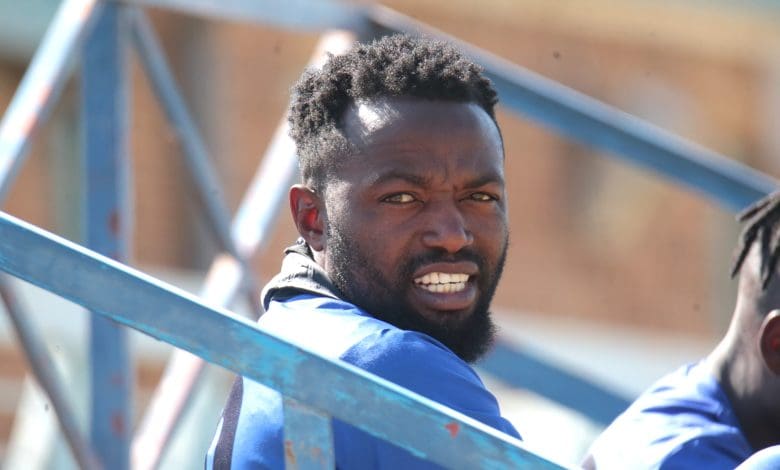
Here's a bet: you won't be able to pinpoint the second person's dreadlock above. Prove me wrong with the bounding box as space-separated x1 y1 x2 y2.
731 190 780 288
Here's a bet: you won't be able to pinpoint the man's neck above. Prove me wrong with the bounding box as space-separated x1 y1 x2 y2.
707 337 779 451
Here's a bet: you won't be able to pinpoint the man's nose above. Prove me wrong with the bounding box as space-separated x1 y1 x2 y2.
420 200 474 253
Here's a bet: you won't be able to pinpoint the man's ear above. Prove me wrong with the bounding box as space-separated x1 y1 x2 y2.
290 184 325 252
759 310 780 375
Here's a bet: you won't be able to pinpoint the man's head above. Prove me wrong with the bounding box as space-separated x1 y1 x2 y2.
287 34 508 363
721 191 780 448
731 192 780 377
288 34 499 194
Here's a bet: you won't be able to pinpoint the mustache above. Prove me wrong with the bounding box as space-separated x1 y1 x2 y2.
400 248 487 277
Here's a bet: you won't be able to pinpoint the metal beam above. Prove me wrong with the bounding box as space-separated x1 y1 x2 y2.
0 209 569 470
0 0 101 203
479 340 630 425
366 6 778 213
0 275 100 470
81 4 132 468
282 397 335 469
128 8 262 317
119 0 364 31
131 30 355 470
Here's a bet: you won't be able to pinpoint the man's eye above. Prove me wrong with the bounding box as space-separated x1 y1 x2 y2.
469 192 497 202
382 193 416 204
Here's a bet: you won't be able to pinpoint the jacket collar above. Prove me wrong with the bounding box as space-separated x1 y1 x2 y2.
260 239 341 310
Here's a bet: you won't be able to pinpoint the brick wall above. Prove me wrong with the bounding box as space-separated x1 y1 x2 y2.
3 2 779 340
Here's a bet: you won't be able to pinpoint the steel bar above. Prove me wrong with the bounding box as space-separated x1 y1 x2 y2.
0 0 102 203
131 30 356 470
0 210 569 470
128 8 263 317
366 6 778 212
479 340 630 425
119 0 363 31
230 120 299 257
282 397 335 469
81 4 132 468
0 275 100 470
4 377 60 468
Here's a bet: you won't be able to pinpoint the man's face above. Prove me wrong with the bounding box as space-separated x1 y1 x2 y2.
320 98 508 363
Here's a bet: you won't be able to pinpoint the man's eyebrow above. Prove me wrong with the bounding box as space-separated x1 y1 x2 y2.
464 173 505 189
369 170 431 187
368 170 505 189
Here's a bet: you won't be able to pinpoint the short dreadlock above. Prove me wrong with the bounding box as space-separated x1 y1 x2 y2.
731 190 780 288
288 34 499 192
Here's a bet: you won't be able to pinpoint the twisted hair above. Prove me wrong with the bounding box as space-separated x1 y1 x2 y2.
288 34 499 192
731 191 780 288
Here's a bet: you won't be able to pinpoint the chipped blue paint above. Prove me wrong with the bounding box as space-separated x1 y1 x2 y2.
3 3 773 468
0 0 101 202
127 8 262 304
130 31 346 469
81 5 131 468
282 398 335 469
0 211 568 469
0 275 100 469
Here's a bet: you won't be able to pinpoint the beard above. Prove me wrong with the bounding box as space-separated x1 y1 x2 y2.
325 224 506 364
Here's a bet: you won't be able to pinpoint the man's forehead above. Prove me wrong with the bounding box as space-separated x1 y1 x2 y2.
342 97 498 144
332 98 505 190
348 99 402 135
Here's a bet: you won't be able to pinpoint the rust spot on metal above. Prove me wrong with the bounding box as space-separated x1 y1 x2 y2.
109 372 126 387
284 440 296 465
108 210 120 236
14 85 52 141
111 412 125 436
445 421 460 438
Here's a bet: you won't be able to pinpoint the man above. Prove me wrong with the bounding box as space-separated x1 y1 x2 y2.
584 191 780 469
206 34 519 468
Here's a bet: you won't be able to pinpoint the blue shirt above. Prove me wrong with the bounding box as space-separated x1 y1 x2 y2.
585 361 754 469
205 293 520 469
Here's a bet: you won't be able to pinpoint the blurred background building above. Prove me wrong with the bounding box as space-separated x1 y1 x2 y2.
0 0 779 467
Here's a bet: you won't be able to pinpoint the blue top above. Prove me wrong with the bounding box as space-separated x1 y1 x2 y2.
585 361 754 470
205 242 520 469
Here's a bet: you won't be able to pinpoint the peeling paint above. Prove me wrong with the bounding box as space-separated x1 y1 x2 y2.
111 412 125 436
110 372 124 387
284 440 297 465
108 209 120 237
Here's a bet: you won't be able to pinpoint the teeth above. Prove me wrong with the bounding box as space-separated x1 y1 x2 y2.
418 282 466 293
413 272 469 293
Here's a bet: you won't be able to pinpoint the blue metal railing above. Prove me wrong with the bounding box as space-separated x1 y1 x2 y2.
0 0 777 468
132 31 347 470
0 210 568 469
82 3 132 465
0 0 101 200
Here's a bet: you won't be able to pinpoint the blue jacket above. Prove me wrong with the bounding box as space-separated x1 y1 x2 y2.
206 242 520 469
585 361 753 470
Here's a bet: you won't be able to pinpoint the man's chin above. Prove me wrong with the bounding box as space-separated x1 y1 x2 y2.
390 305 494 361
342 287 495 362
408 283 479 313
417 306 475 328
